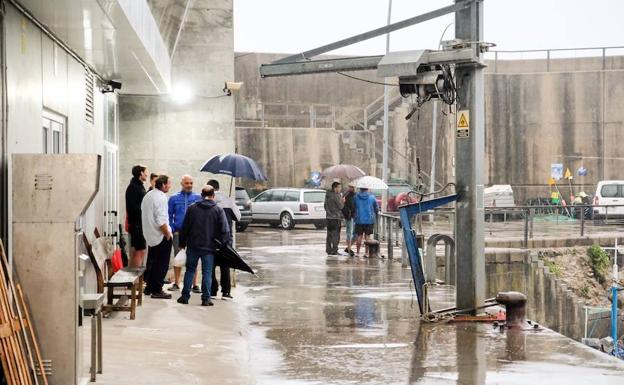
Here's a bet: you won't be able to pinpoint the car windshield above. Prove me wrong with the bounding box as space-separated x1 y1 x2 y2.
235 189 250 200
600 184 623 198
303 191 325 203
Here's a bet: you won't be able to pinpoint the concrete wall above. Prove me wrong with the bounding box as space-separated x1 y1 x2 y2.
119 0 235 209
235 53 624 200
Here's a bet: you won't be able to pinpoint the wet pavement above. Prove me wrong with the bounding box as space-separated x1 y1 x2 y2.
236 226 624 385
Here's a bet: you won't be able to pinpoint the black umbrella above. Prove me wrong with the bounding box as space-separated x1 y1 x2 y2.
214 239 254 275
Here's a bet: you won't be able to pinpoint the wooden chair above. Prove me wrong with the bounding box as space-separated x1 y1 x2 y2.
82 228 145 320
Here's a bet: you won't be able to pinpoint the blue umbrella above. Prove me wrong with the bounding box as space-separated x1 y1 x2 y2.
200 153 267 194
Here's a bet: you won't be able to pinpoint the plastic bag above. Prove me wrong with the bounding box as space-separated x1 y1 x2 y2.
173 248 187 267
111 249 123 273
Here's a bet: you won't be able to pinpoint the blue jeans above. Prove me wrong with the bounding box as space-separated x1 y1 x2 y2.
181 248 215 301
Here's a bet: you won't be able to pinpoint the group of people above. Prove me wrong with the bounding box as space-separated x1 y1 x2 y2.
324 181 379 257
125 165 238 306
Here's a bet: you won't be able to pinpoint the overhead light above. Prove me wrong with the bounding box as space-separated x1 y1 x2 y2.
101 80 122 93
223 81 243 96
170 83 194 104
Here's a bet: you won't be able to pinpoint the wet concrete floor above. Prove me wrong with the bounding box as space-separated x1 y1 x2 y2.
236 226 624 385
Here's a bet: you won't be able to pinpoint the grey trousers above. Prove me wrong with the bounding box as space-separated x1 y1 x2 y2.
326 219 342 254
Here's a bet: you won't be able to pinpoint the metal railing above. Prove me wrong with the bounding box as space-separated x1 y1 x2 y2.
375 204 624 259
485 45 624 73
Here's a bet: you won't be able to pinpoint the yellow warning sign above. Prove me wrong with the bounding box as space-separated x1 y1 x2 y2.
456 110 469 138
564 168 573 180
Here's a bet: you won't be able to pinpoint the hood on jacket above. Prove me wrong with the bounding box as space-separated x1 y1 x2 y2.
356 191 370 200
196 199 217 209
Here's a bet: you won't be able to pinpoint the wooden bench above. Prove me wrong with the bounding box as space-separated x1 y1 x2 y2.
82 229 145 320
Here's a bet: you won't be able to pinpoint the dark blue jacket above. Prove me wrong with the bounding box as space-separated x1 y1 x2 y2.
168 190 201 233
354 191 378 225
179 199 232 254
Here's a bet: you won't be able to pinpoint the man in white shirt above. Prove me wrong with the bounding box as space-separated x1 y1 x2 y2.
141 174 174 299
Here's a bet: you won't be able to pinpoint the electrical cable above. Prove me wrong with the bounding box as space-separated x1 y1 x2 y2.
337 72 399 86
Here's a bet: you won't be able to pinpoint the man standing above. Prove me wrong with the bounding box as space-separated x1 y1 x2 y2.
354 187 378 257
206 179 240 299
125 165 148 268
177 185 231 306
324 181 344 256
167 175 201 292
342 182 356 257
148 173 158 191
141 175 174 299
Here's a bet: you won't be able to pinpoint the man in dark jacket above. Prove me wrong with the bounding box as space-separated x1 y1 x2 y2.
324 181 344 256
342 182 356 257
177 185 231 306
125 164 148 267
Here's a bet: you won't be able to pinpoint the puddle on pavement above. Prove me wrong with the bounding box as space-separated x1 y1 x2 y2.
236 227 624 385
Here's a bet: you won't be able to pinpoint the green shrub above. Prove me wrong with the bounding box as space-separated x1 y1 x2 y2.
580 285 589 297
587 245 610 284
544 260 562 278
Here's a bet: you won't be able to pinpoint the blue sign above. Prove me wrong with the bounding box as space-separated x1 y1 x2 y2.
550 163 563 181
309 171 321 188
577 167 588 176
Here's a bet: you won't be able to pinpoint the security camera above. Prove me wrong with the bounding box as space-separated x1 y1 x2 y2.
101 80 122 93
223 81 243 96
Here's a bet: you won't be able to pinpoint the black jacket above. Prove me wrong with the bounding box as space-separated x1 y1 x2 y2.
125 177 146 229
179 199 232 254
342 190 356 220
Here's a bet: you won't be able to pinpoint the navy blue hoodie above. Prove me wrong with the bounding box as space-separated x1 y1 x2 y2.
179 199 232 254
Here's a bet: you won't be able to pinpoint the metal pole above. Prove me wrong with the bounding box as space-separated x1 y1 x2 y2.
612 238 619 356
381 0 392 213
454 0 485 315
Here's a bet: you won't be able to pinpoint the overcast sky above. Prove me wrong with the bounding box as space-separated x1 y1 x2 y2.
234 0 623 58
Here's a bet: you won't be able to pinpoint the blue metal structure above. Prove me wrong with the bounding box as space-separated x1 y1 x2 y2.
398 194 458 314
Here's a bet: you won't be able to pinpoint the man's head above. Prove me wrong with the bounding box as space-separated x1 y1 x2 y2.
348 182 355 192
331 181 341 192
149 173 158 188
201 185 216 200
359 188 369 193
131 165 148 182
206 179 220 191
180 175 194 192
155 174 172 193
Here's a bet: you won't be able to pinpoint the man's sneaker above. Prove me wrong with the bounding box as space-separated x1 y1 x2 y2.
167 283 180 291
222 293 233 300
344 248 350 253
192 285 201 293
163 278 172 284
201 299 214 306
177 297 188 304
348 249 355 257
143 288 152 296
151 291 172 299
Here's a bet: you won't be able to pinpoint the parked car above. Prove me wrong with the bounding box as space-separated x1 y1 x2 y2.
235 187 252 232
251 188 326 230
593 180 624 219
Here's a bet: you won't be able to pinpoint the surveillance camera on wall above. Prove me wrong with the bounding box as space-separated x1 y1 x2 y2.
101 80 122 93
223 81 243 96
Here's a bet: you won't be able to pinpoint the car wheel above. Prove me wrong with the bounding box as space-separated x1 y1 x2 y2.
236 223 248 232
280 212 295 230
314 222 326 230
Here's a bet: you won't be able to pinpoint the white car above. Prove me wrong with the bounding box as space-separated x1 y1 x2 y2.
251 188 326 229
593 180 624 219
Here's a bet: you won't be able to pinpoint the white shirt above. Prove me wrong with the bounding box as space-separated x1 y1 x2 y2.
141 188 171 247
214 191 241 221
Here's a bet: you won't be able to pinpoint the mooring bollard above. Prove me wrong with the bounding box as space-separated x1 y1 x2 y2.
495 291 527 329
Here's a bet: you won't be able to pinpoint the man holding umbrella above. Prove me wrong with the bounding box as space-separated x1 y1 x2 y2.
177 185 232 306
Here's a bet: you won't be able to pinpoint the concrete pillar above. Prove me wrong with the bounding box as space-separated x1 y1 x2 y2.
454 0 486 314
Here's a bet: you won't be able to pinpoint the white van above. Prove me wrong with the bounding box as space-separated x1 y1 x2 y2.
593 180 624 218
